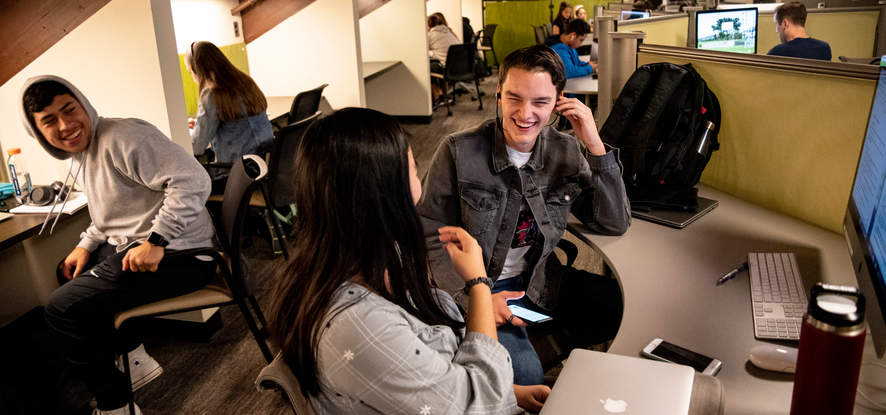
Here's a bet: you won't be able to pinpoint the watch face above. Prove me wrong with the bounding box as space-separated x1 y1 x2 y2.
149 233 169 247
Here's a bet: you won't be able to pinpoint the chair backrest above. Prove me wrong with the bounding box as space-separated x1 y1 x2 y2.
534 25 546 44
543 22 553 38
480 24 497 47
256 352 318 415
288 84 328 124
267 112 321 209
219 155 267 296
444 43 479 81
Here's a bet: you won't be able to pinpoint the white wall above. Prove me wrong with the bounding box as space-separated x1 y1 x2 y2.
462 0 483 35
361 0 431 117
247 0 364 110
171 0 243 53
426 0 463 42
0 0 189 186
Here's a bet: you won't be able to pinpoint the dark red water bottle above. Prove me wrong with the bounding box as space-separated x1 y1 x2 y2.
790 283 866 415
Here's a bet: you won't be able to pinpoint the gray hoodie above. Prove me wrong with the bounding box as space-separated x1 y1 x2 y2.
20 75 214 252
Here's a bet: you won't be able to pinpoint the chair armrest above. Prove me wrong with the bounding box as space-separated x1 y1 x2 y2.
430 73 445 80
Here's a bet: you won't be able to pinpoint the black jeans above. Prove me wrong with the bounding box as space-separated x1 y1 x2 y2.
44 243 214 410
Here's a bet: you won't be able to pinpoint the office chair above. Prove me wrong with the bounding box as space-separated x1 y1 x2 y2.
114 155 275 413
270 83 328 132
542 22 553 38
534 25 547 44
477 24 498 67
431 43 484 117
256 352 318 415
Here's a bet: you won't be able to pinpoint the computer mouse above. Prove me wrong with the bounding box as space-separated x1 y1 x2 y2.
748 344 798 373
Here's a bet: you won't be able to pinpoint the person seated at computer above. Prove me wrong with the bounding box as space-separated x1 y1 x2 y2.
767 2 832 61
427 12 461 103
574 4 588 21
268 107 551 413
552 2 573 35
552 19 597 78
22 76 216 415
418 45 631 386
186 41 274 163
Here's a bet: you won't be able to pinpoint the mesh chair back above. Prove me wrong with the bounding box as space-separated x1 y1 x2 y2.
219 155 266 295
288 84 328 124
480 24 497 47
267 112 321 209
444 43 479 82
534 25 546 44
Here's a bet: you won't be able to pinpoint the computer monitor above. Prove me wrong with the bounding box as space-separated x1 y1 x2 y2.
694 8 758 54
620 10 650 20
844 62 886 358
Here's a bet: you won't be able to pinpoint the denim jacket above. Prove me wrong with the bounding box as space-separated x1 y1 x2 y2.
418 119 631 311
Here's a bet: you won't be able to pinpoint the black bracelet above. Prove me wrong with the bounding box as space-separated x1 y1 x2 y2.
463 277 493 295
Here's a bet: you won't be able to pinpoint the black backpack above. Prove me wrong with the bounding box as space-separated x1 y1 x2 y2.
600 62 721 210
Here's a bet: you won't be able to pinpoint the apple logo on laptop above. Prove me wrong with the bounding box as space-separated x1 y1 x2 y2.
600 398 628 413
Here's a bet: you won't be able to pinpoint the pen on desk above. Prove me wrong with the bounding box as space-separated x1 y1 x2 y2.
716 261 748 285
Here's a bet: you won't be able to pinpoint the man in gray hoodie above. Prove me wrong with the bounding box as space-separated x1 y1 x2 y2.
21 75 216 415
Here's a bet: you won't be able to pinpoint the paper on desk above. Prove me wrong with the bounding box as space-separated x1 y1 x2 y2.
10 192 88 214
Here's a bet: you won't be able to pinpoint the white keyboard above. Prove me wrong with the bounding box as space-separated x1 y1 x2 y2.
749 252 808 341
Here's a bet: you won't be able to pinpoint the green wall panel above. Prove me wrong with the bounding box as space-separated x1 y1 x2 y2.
178 42 251 117
484 0 609 67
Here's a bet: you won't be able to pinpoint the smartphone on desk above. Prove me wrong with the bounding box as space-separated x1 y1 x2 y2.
641 338 722 376
507 304 553 325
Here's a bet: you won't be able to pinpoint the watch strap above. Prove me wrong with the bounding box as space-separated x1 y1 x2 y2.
147 232 169 248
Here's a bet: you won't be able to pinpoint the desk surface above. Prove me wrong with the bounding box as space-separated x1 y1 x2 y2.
362 60 401 81
0 212 49 252
563 75 598 95
570 186 855 415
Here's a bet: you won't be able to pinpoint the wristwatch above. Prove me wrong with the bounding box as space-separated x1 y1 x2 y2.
147 232 170 248
463 277 493 294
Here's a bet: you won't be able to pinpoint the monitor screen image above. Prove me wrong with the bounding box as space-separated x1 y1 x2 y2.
621 10 650 20
695 8 758 54
846 66 886 357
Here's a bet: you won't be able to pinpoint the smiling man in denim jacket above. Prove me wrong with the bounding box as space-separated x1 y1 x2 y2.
418 45 631 386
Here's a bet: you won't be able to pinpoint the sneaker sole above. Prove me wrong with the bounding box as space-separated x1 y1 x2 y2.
131 365 163 391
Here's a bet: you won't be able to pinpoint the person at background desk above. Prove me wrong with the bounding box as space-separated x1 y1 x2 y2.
21 76 216 415
552 1 573 36
418 45 631 386
767 2 832 61
186 41 274 163
551 19 597 78
427 12 461 103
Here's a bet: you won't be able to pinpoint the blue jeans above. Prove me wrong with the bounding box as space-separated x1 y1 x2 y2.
492 276 544 385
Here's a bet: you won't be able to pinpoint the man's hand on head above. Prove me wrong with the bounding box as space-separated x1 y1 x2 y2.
555 95 607 156
61 247 90 280
122 241 165 273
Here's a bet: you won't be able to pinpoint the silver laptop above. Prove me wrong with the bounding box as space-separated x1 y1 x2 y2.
540 349 694 415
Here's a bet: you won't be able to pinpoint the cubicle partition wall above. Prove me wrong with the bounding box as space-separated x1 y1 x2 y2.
617 14 689 48
626 7 880 61
636 45 877 233
756 7 879 60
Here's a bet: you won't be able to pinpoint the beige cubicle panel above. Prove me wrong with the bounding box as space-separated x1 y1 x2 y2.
622 7 879 61
637 45 877 234
617 14 689 48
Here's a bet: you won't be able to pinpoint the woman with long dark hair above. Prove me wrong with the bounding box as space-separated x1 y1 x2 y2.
269 108 550 414
186 41 273 163
552 2 573 35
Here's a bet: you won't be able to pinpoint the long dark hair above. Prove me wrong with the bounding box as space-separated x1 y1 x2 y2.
186 41 267 121
269 107 464 396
